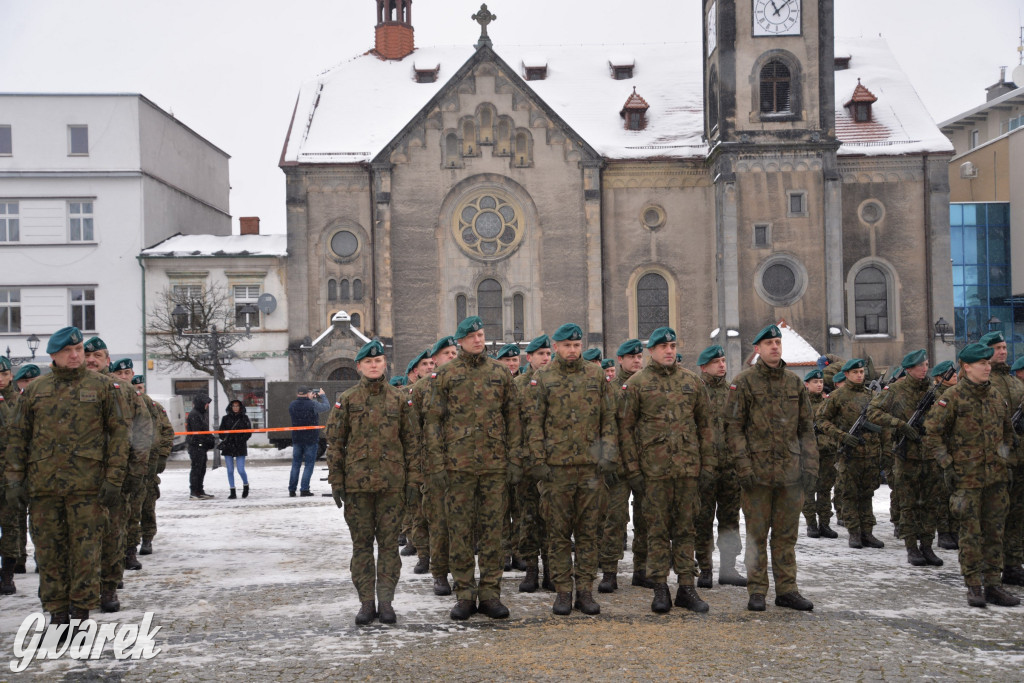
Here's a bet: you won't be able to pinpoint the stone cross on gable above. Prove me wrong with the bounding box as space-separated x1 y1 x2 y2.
472 3 496 48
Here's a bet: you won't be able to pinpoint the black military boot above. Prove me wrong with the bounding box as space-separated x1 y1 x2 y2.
541 564 555 592
378 601 397 624
433 575 452 596
805 514 820 538
598 572 618 593
775 591 814 611
100 589 120 613
139 538 153 555
1002 565 1024 586
69 606 90 640
519 568 539 593
984 585 1021 607
747 593 766 611
697 569 713 589
355 600 377 625
674 584 709 613
937 532 959 550
511 556 528 571
503 555 513 571
574 590 601 615
552 591 572 616
818 517 839 539
449 599 476 620
920 544 944 567
400 543 416 557
861 530 885 549
719 560 747 587
125 547 142 570
478 598 509 619
906 541 927 567
0 557 16 595
413 556 430 574
651 583 672 613
13 557 26 574
397 533 407 547
966 585 986 608
632 568 655 589
242 484 250 498
228 488 237 499
49 610 71 647
848 529 863 549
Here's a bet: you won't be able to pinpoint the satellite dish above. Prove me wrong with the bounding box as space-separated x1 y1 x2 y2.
257 293 277 315
1013 64 1024 89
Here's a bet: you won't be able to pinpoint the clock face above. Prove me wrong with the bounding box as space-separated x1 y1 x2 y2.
753 0 801 36
707 2 717 55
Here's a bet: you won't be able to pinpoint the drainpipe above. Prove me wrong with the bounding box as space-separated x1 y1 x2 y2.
923 152 935 360
137 254 147 384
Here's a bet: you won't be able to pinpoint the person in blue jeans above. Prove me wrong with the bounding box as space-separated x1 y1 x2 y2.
218 400 252 499
288 386 330 496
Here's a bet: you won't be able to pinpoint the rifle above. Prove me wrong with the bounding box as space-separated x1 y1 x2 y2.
892 364 957 459
1013 402 1024 437
838 401 882 458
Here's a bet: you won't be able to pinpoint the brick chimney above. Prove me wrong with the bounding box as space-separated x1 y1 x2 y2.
374 0 414 61
239 217 260 235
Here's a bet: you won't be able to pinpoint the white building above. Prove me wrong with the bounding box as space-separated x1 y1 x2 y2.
0 93 231 363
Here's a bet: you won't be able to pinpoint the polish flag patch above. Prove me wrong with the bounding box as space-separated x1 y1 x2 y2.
937 399 947 407
621 384 628 390
729 384 737 390
334 402 342 409
407 399 413 406
530 379 537 386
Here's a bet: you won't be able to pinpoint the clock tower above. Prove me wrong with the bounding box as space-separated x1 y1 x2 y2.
703 0 846 366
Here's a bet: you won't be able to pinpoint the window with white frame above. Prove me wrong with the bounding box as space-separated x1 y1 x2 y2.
233 284 261 329
68 125 89 155
70 288 96 331
0 288 21 333
69 201 94 241
171 284 204 330
0 202 18 242
0 126 11 155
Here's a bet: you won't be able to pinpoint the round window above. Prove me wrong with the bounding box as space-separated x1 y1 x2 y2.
762 263 796 299
754 255 807 307
453 190 525 261
641 205 666 230
859 200 885 225
330 231 359 259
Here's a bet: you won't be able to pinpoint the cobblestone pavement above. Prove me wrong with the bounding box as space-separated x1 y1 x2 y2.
0 462 1021 681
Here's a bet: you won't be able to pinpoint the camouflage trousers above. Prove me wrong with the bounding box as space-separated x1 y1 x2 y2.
30 494 107 612
446 471 507 602
542 465 607 592
141 473 160 542
892 457 943 542
742 483 803 597
632 489 649 569
837 457 880 533
423 479 449 579
599 478 630 572
803 450 837 522
101 494 131 592
643 477 699 585
0 493 24 559
126 484 147 549
516 478 546 569
950 482 1009 587
401 488 429 561
881 452 900 527
1004 465 1024 566
503 483 519 558
344 490 404 603
695 469 742 573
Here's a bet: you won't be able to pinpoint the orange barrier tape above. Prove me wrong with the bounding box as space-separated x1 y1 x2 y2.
173 425 325 436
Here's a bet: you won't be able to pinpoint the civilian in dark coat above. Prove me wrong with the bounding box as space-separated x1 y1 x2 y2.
218 400 252 499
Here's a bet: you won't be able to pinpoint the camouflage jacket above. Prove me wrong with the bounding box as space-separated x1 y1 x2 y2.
619 361 715 480
425 350 521 475
922 377 1014 486
818 382 882 459
405 374 435 484
988 363 1024 466
512 366 537 462
5 363 129 495
141 392 174 474
867 374 931 460
325 375 419 493
723 358 818 485
701 372 733 469
607 368 636 476
0 383 21 472
808 391 835 454
526 355 618 469
99 368 153 479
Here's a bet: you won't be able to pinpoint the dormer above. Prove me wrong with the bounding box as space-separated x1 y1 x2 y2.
522 56 547 81
844 79 877 123
414 62 439 83
609 56 635 80
620 87 649 131
834 55 851 71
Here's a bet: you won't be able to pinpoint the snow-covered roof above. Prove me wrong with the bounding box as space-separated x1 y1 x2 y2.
142 233 287 258
748 319 821 367
283 38 949 165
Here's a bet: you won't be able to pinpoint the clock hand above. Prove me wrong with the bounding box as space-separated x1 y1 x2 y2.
770 0 781 16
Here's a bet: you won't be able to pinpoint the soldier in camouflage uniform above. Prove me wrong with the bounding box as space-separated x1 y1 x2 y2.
819 359 885 550
620 327 716 614
803 369 839 540
822 354 846 393
526 323 617 615
11 362 40 570
325 340 420 625
694 344 746 589
111 360 154 570
0 356 22 594
425 316 521 621
598 338 644 593
929 361 961 550
724 324 817 612
923 343 1019 608
4 327 129 629
867 349 945 567
399 350 433 573
131 375 173 556
495 343 525 572
514 334 552 593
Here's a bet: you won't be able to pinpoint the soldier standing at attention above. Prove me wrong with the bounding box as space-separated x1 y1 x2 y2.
724 324 817 612
326 340 419 625
694 344 746 589
131 375 173 556
494 343 524 571
923 343 1019 608
425 316 521 621
5 327 129 630
928 360 960 550
0 356 22 595
601 359 616 382
802 369 839 540
526 323 618 615
9 362 39 571
401 350 434 575
13 364 40 393
495 344 521 376
620 327 716 614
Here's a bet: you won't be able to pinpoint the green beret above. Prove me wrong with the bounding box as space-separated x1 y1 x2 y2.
495 343 521 359
646 327 677 348
406 349 431 376
958 343 993 364
1010 357 1024 373
929 360 955 377
0 356 10 372
46 326 84 354
525 335 550 353
900 349 927 369
110 358 134 372
83 336 107 353
891 366 906 381
131 374 145 385
389 375 407 387
751 324 782 345
13 364 40 381
697 345 725 367
601 359 614 370
552 323 583 342
454 316 484 340
979 331 1005 347
616 339 642 357
803 369 823 381
832 371 846 385
841 358 865 372
582 348 602 362
355 340 385 361
430 336 457 356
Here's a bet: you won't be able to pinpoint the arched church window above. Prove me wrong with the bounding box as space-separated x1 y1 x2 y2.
327 279 337 301
353 279 364 301
637 272 669 340
496 118 511 155
854 266 888 335
514 132 530 167
351 312 362 329
462 120 476 156
445 133 459 167
339 279 350 300
456 294 467 323
760 61 791 114
477 279 503 340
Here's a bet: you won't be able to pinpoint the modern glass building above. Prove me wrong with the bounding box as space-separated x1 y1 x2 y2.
950 202 1020 358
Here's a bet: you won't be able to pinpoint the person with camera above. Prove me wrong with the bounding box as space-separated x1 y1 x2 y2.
288 386 330 497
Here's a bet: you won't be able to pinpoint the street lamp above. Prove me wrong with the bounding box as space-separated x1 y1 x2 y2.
934 317 953 345
5 333 43 365
987 315 1002 331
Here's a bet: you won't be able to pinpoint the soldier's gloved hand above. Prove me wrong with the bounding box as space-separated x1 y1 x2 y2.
841 433 862 449
332 488 345 509
603 470 619 488
99 480 122 509
507 463 524 485
527 462 551 483
156 457 167 474
698 469 716 498
897 423 921 442
122 474 143 497
427 470 449 492
942 466 958 492
626 473 645 497
6 482 28 510
738 473 756 492
405 484 419 507
800 471 817 491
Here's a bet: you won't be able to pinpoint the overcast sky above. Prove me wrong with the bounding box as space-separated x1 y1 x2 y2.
2 0 1022 235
